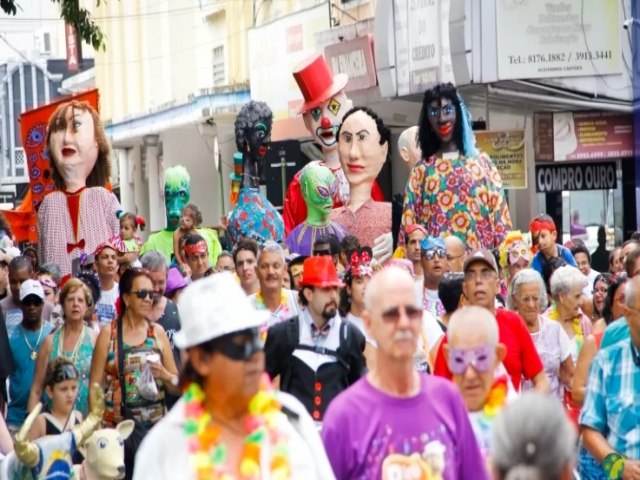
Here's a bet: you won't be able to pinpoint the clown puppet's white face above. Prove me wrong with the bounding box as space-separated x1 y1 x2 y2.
302 90 352 166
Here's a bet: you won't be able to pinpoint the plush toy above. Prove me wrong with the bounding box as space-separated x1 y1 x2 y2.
140 165 221 267
0 384 104 480
37 101 121 277
73 420 134 480
285 163 346 255
283 53 384 236
227 101 285 245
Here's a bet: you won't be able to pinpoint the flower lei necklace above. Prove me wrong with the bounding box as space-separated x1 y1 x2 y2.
547 302 583 350
482 376 508 420
183 374 291 480
255 290 289 317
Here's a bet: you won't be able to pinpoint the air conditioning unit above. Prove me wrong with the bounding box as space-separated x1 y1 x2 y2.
34 29 52 56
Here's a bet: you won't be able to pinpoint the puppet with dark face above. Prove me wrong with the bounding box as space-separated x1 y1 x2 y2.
227 101 284 245
401 83 512 251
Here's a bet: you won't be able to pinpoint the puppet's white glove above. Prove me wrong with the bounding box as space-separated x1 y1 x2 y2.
372 232 393 265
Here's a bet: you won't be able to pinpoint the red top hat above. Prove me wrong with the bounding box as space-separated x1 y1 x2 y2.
293 53 348 114
299 256 344 288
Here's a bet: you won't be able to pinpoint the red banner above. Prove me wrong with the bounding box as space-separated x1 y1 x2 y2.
3 89 100 243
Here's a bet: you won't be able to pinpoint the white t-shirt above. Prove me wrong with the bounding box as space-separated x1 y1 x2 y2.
583 268 600 298
95 284 119 326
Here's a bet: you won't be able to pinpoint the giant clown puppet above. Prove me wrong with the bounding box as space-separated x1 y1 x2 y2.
283 54 384 236
227 101 285 245
401 83 512 250
38 101 121 277
140 165 221 266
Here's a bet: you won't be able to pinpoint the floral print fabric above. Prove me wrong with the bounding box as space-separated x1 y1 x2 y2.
401 152 512 250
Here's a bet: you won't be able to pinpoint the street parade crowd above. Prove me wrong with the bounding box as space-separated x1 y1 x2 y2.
0 53 638 480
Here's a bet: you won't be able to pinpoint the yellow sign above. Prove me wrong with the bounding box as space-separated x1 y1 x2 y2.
475 130 527 190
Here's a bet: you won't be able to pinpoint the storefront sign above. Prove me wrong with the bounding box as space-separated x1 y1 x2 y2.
535 162 616 192
375 0 456 98
534 111 634 162
475 130 527 189
325 35 377 92
248 3 330 120
496 0 621 80
65 23 82 72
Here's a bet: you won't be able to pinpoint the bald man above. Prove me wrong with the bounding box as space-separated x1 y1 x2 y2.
398 126 421 170
445 306 509 465
322 267 487 480
445 235 466 272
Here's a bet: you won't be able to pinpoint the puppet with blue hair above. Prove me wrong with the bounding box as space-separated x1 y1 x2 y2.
400 83 512 250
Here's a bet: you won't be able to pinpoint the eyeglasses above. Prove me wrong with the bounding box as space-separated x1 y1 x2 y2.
22 296 44 307
381 305 423 323
427 104 455 119
464 270 496 282
422 249 446 260
515 295 541 305
52 364 79 384
448 345 495 375
131 289 155 300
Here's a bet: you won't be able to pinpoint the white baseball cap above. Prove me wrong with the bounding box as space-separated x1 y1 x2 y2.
174 272 269 349
19 279 45 302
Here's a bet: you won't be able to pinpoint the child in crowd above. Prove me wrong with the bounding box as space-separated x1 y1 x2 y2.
117 211 146 253
173 204 203 276
28 358 83 443
529 214 577 277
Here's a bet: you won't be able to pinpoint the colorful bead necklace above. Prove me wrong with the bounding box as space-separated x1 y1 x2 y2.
183 374 291 480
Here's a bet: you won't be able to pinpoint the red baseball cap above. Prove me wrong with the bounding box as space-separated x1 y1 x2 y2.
299 256 344 288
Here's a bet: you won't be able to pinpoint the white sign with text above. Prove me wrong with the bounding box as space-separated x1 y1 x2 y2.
496 0 621 80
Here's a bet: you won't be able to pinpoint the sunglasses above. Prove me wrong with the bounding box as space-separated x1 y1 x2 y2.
52 364 79 384
448 345 495 375
22 296 44 307
422 248 446 260
313 249 332 256
215 328 263 361
381 305 423 323
131 289 155 300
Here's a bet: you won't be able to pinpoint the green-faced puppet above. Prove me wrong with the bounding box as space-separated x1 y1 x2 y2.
284 163 346 256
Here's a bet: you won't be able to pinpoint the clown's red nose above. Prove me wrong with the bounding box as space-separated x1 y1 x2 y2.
321 117 331 129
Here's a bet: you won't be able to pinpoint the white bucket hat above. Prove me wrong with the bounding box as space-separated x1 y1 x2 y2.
174 272 269 349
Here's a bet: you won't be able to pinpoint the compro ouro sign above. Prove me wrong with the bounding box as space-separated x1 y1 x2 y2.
535 162 616 193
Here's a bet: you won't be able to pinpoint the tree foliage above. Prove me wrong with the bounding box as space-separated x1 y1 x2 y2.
1 0 109 51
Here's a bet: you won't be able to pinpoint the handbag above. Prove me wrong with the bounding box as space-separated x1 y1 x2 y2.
117 319 152 479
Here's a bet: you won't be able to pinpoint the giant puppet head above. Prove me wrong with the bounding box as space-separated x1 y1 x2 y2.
164 165 191 231
234 101 273 188
293 54 353 163
337 106 390 189
300 163 336 225
46 100 112 192
417 83 478 160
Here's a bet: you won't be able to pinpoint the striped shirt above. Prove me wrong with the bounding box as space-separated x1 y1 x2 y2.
580 340 640 459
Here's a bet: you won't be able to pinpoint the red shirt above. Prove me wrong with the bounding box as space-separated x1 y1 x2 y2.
434 308 543 390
